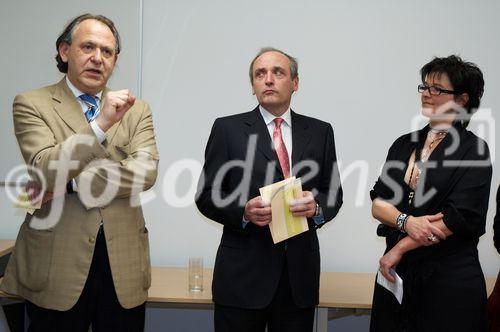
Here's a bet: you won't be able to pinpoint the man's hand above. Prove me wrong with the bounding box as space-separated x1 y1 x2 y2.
244 196 272 227
405 213 446 246
26 180 54 206
289 191 316 218
95 89 135 132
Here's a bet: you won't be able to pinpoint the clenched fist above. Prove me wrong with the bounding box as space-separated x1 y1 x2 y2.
95 89 135 131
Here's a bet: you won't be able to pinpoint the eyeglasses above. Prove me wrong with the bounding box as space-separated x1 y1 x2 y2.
418 84 456 96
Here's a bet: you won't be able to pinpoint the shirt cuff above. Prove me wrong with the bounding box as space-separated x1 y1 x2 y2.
72 179 78 193
242 216 250 229
90 120 106 143
312 206 325 226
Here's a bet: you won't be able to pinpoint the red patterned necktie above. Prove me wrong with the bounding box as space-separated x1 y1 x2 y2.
273 118 290 178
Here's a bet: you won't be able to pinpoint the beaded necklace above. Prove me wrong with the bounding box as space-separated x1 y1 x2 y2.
407 129 447 205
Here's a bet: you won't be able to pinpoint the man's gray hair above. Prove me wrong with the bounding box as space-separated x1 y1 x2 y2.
249 47 298 84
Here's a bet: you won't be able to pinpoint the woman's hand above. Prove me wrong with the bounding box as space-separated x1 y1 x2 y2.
405 213 446 246
379 246 404 283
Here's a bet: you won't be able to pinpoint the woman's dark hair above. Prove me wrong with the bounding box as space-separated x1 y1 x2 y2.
55 14 121 73
421 55 484 127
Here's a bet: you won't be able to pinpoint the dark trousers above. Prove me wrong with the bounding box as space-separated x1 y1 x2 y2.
26 227 145 332
488 270 500 332
214 260 315 332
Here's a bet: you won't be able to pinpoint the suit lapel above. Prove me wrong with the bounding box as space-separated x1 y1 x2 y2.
291 111 311 166
52 81 120 145
244 107 283 176
52 79 88 133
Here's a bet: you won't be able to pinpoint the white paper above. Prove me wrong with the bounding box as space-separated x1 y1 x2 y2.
376 268 403 304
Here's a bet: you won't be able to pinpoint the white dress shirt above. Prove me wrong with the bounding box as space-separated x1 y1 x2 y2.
65 77 107 193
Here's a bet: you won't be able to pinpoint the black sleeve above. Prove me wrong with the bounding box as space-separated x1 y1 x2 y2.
493 185 500 254
442 145 493 238
315 124 343 227
370 136 409 239
370 136 405 202
195 119 247 232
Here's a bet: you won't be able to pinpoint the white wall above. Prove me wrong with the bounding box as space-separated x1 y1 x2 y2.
140 0 500 276
0 0 498 282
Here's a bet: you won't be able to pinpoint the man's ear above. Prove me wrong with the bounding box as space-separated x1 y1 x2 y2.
58 42 70 63
293 76 299 92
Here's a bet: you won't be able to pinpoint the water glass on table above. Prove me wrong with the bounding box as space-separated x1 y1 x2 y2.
188 257 203 292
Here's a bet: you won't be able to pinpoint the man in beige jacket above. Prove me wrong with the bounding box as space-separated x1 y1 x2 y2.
1 13 159 331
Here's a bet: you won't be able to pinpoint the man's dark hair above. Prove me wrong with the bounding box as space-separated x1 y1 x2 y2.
421 55 484 127
55 13 121 73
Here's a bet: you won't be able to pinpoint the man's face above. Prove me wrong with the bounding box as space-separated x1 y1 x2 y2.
251 51 298 113
59 19 117 95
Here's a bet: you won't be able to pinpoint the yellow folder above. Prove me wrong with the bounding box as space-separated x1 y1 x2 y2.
259 177 309 243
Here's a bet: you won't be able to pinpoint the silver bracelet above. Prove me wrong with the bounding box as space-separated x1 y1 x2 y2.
396 213 409 233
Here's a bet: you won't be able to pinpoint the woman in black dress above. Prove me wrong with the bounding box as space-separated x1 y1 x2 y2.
370 55 492 331
488 185 500 331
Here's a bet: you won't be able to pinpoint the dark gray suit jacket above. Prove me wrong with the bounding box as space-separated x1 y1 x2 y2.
196 107 343 309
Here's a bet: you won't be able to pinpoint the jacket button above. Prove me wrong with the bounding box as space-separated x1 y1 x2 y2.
89 236 95 243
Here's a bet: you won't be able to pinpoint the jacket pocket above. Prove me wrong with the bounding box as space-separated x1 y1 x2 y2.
107 143 131 162
140 227 152 289
16 222 54 291
114 143 130 156
220 232 249 249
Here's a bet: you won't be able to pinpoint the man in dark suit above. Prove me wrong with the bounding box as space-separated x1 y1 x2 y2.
196 47 343 331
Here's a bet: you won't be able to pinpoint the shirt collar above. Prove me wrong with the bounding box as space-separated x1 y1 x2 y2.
259 105 292 128
65 76 103 101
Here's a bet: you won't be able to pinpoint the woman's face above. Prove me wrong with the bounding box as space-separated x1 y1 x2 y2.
420 72 460 125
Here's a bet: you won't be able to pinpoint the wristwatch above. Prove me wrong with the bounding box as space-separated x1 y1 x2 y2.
314 201 321 216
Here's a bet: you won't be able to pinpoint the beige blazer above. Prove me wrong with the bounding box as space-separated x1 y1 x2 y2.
1 79 159 310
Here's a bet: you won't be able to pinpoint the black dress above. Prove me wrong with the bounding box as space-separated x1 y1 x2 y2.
494 186 500 254
488 186 500 331
369 124 492 332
